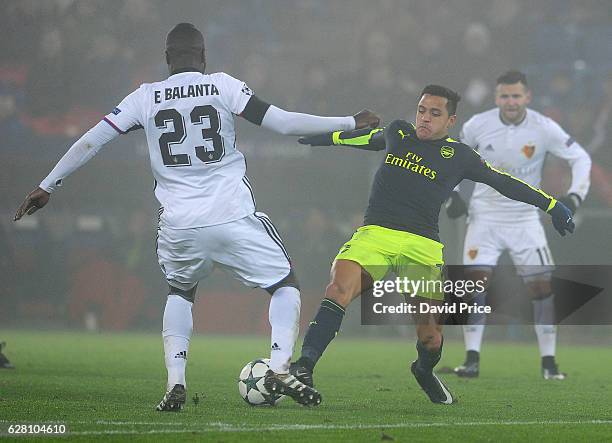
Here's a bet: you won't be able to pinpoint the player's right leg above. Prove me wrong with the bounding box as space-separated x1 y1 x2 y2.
455 222 502 377
292 226 387 387
155 225 214 411
454 268 492 378
292 259 372 384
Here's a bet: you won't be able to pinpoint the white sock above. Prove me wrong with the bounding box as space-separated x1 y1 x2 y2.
268 286 301 374
162 294 193 390
463 324 485 353
463 291 486 353
533 294 556 357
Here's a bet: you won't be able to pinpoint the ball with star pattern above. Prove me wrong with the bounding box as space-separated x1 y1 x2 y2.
238 358 285 406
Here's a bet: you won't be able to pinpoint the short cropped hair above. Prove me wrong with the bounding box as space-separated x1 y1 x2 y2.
166 23 204 59
496 70 528 87
420 85 461 116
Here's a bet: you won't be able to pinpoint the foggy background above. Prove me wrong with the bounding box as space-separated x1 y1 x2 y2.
1 0 611 341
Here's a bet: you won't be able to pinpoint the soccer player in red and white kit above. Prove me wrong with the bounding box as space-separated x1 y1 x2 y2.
14 23 379 410
446 71 591 379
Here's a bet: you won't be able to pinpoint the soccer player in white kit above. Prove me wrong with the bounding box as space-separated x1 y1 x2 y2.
13 23 380 410
446 71 591 379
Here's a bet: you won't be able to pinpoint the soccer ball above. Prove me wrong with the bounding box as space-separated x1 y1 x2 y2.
238 358 285 406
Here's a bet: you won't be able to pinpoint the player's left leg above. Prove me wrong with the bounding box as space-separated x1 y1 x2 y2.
395 237 453 403
512 223 565 380
411 308 454 404
213 212 320 405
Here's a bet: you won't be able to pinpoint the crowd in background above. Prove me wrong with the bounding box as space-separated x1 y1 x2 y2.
1 0 611 330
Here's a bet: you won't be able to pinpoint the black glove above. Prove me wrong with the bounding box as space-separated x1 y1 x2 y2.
557 193 582 215
298 133 334 147
548 200 575 236
445 191 468 219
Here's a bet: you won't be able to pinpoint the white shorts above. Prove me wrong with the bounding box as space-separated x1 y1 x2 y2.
157 212 292 291
462 220 554 277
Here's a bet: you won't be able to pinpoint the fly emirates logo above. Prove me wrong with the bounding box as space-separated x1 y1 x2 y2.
384 151 437 180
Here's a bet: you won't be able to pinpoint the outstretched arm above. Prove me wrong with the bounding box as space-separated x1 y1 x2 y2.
240 95 380 135
15 86 144 221
465 151 575 236
14 120 120 221
297 127 386 151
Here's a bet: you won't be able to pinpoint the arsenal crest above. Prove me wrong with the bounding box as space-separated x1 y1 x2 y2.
468 248 478 260
521 144 535 158
440 146 454 159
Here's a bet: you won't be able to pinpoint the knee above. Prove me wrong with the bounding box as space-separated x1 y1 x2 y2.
417 329 442 352
325 281 356 308
465 270 492 292
525 278 552 299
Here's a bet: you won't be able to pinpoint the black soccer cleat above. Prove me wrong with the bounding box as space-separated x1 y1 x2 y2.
0 342 14 369
289 361 314 388
156 384 186 412
453 361 479 378
263 370 321 406
411 361 454 404
543 365 567 380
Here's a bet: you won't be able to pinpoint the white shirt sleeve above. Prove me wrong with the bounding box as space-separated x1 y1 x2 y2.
39 120 120 193
460 116 478 149
545 119 592 200
261 105 355 135
217 73 256 115
102 87 144 134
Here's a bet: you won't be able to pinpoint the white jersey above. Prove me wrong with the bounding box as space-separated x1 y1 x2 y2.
460 108 591 224
104 71 256 229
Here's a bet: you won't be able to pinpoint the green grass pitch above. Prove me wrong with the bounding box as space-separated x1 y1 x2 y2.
0 331 611 442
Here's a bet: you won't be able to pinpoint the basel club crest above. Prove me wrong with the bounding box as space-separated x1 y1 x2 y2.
522 144 535 158
468 248 478 260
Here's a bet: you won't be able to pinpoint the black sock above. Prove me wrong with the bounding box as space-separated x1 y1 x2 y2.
300 298 346 369
542 355 556 370
466 350 480 365
416 338 443 372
